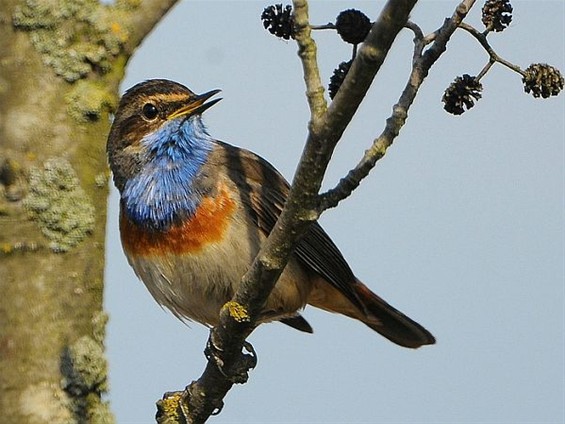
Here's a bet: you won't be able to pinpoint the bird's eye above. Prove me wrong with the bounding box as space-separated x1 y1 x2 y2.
142 103 159 120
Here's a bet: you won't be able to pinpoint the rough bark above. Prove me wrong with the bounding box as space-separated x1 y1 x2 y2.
0 0 177 421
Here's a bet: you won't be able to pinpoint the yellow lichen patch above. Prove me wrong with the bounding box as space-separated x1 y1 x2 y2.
223 301 250 323
1 243 14 254
110 22 121 33
158 392 182 420
110 21 128 43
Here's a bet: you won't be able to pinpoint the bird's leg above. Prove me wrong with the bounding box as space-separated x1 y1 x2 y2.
205 328 257 384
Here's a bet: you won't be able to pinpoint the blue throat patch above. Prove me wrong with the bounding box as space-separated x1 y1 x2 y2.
122 116 214 231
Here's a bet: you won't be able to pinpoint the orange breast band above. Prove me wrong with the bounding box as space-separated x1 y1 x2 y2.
121 184 237 256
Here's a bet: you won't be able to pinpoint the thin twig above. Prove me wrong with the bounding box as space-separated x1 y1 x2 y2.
293 0 328 120
405 20 424 41
318 0 478 212
171 1 419 423
311 23 336 30
459 22 525 76
422 28 440 45
405 20 425 63
475 58 496 81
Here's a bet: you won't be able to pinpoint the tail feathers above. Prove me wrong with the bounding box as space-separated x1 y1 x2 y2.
308 277 435 348
353 280 435 348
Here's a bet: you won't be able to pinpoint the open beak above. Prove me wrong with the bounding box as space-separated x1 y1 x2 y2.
167 89 222 120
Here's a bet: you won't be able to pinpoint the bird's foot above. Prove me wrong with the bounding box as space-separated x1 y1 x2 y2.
205 330 257 384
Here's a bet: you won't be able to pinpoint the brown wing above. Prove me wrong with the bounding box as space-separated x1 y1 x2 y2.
208 141 363 311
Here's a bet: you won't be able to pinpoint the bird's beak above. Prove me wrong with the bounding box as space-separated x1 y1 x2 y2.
167 89 222 120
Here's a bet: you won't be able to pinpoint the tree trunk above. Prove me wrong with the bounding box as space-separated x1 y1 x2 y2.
1 0 176 418
0 1 124 421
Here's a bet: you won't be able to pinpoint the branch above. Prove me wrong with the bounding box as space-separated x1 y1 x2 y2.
293 0 327 119
116 0 180 55
160 1 419 423
153 1 564 421
458 22 525 77
318 0 477 211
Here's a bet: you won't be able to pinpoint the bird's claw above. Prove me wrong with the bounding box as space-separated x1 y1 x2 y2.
205 331 257 384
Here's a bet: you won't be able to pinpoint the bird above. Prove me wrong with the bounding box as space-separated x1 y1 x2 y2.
107 79 435 349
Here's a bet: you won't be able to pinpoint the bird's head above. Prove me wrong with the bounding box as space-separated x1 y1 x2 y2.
107 79 221 191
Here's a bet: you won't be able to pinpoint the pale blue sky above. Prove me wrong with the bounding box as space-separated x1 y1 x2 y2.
105 1 564 422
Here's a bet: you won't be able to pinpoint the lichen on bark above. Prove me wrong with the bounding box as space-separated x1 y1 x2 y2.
66 80 118 122
60 334 114 423
23 158 95 252
12 0 133 82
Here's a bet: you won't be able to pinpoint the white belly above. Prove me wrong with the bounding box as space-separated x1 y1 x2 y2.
124 215 259 326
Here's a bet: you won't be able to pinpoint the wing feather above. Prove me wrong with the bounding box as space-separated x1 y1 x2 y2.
208 141 362 310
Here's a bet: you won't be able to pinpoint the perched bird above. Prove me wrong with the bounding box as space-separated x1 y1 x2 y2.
107 79 435 348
